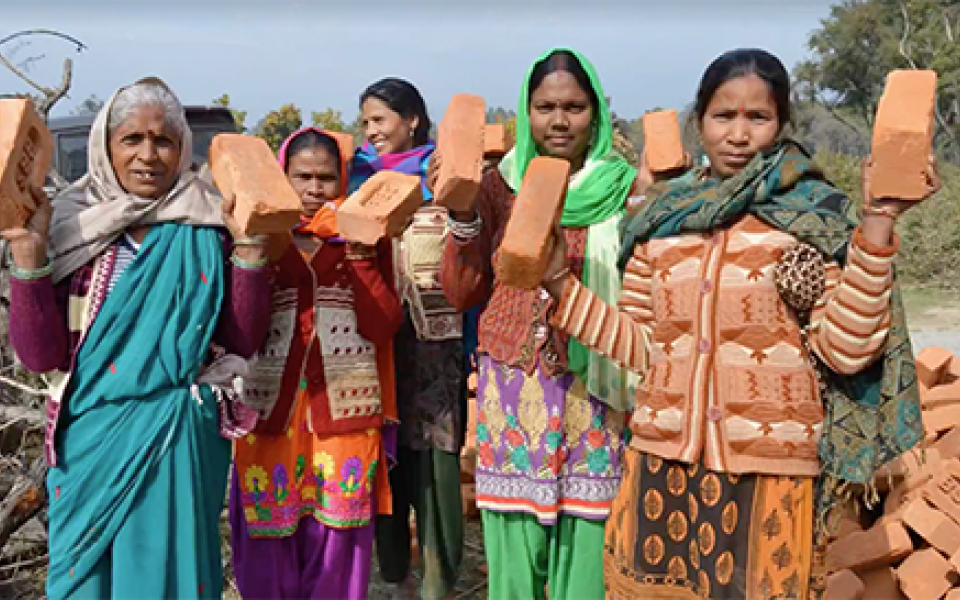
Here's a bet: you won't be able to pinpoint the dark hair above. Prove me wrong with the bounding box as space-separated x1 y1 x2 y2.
360 77 432 147
283 130 342 174
527 50 599 112
694 48 791 129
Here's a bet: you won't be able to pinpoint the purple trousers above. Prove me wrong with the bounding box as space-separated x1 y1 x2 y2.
229 472 374 600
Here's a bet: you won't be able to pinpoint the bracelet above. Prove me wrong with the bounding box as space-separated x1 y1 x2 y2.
233 234 270 247
446 211 483 244
345 245 377 261
10 259 53 281
544 266 571 286
862 203 899 219
230 253 269 270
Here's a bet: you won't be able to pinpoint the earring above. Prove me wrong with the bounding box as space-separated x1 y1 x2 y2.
409 128 415 138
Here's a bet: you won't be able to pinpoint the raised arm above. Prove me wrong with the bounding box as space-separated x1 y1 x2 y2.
439 171 508 312
806 229 898 375
550 243 653 376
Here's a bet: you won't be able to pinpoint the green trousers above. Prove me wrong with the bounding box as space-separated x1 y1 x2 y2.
375 446 464 600
482 511 606 600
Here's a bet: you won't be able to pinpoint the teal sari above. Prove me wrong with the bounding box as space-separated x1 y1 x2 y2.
46 223 232 599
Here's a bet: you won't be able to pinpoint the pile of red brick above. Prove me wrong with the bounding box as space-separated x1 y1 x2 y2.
461 371 480 518
826 346 960 599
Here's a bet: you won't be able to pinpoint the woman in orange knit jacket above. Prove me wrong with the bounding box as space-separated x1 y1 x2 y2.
542 48 939 599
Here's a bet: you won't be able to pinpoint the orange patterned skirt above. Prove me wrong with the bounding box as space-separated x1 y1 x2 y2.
604 448 824 600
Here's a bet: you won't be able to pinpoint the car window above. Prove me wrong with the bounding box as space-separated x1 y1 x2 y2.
59 133 89 183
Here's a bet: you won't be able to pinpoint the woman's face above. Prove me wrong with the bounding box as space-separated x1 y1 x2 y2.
699 73 781 179
108 105 182 199
528 70 594 165
286 145 341 219
361 97 417 156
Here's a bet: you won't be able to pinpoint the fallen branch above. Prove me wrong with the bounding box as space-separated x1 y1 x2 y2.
0 456 47 553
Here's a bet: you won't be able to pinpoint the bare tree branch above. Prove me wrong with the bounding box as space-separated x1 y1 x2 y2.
0 51 51 96
0 456 46 552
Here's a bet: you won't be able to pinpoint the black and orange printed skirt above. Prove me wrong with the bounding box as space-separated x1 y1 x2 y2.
603 448 825 600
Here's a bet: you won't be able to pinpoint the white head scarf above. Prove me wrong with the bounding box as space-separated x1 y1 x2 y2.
48 76 223 283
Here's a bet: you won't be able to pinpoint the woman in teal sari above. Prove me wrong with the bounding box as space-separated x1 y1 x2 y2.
3 77 272 598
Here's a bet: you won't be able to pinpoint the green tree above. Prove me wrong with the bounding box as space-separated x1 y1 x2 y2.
795 0 960 160
212 94 248 133
256 104 302 152
311 108 347 132
70 94 105 116
347 112 365 145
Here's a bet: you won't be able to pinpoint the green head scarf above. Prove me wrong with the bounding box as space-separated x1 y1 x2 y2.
500 47 639 413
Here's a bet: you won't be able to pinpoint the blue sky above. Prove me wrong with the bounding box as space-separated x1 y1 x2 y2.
1 0 836 126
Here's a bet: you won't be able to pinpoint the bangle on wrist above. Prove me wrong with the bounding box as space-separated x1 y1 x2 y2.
862 203 899 220
233 234 270 247
10 259 53 281
230 253 269 270
544 266 571 287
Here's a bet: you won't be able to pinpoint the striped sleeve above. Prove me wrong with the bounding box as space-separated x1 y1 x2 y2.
550 244 652 376
807 228 898 375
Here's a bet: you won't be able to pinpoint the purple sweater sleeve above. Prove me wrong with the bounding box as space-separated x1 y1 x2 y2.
8 276 70 373
214 262 272 359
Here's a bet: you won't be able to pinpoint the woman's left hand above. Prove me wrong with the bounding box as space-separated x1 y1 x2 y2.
863 154 942 218
222 195 268 263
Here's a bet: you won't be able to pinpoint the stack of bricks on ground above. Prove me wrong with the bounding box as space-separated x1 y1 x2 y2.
825 346 960 600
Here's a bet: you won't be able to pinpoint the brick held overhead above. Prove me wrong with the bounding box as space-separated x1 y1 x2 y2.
336 170 423 245
868 69 938 201
495 156 570 290
209 134 302 235
0 98 53 231
641 109 685 173
483 123 511 157
435 93 485 212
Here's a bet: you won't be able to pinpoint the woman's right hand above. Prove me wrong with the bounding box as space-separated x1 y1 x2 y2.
2 185 52 269
426 151 440 194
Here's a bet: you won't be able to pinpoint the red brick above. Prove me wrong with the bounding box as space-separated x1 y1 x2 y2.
827 521 914 572
484 123 511 157
917 347 955 388
925 382 960 410
435 94 485 212
902 498 960 556
949 356 960 382
209 134 302 234
855 567 906 600
336 170 422 245
924 405 960 439
642 110 685 173
0 98 53 231
496 157 570 289
896 548 954 600
935 427 960 460
462 483 480 518
869 70 938 201
825 569 865 600
922 461 960 529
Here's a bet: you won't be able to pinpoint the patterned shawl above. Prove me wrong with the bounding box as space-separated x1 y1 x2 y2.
621 139 923 534
348 141 435 200
500 47 638 413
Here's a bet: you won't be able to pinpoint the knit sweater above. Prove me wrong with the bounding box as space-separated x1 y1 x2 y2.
552 215 897 477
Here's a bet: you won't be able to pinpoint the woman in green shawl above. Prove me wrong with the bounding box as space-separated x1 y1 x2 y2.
439 48 638 599
3 78 271 598
541 49 938 599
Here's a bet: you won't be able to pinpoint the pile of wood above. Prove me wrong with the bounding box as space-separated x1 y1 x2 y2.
825 346 960 599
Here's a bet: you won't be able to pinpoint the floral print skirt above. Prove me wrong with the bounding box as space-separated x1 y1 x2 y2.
474 354 627 525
